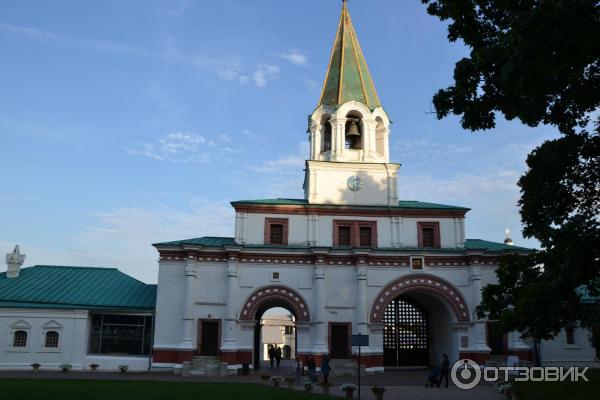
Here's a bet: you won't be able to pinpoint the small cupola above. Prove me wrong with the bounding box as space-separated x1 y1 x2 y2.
6 245 25 279
503 228 514 246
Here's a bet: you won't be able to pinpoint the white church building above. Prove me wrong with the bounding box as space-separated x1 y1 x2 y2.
151 2 598 373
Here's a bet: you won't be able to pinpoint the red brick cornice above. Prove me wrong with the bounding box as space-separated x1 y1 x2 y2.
233 204 467 218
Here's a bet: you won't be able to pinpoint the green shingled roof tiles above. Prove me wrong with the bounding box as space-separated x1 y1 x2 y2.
0 265 156 310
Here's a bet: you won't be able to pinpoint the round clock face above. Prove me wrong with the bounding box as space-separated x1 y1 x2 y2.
347 175 363 191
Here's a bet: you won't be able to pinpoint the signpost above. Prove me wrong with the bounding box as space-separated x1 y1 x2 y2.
351 333 369 400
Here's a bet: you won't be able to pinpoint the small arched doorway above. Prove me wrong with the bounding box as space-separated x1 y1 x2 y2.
384 296 430 367
240 285 311 370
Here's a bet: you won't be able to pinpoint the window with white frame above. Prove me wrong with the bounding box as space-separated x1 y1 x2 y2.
40 320 63 352
13 330 27 347
8 319 31 351
44 331 60 348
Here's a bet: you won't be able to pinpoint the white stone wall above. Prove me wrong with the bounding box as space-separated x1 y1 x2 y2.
0 308 151 371
240 212 465 248
538 329 598 367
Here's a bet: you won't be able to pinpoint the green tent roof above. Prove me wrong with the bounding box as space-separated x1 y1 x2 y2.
0 265 156 311
231 198 470 211
318 1 381 110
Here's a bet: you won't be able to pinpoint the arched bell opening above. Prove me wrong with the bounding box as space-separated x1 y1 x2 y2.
321 114 332 153
344 111 363 150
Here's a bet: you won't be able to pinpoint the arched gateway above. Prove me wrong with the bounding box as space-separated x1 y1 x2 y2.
370 274 471 367
240 285 310 369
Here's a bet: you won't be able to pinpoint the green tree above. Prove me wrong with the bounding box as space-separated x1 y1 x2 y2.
422 0 600 362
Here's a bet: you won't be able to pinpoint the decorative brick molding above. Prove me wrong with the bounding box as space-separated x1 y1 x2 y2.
417 221 441 248
332 220 377 248
264 218 289 245
369 274 470 323
240 285 311 322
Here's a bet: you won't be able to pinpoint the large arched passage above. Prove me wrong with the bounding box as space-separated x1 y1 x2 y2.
370 274 470 367
240 286 310 369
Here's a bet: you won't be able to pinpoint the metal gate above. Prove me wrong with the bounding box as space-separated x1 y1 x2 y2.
383 297 429 366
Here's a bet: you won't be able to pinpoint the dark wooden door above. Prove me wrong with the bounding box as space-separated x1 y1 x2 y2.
487 322 506 355
330 324 349 359
200 321 219 356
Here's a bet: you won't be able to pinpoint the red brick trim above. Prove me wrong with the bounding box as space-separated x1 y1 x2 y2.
196 318 221 356
370 274 470 323
328 322 352 359
355 354 383 367
264 218 289 245
332 220 377 248
220 350 252 364
152 349 193 363
417 221 441 248
233 204 468 218
239 285 311 322
458 352 491 364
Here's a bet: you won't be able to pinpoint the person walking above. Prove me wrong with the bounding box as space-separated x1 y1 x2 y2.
437 353 450 388
295 358 303 385
321 354 331 383
275 346 282 367
268 345 275 368
307 355 317 382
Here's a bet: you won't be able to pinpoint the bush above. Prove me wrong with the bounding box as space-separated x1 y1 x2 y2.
59 364 72 373
118 365 129 373
30 363 41 372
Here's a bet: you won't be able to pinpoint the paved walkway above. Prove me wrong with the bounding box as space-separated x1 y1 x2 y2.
0 370 503 399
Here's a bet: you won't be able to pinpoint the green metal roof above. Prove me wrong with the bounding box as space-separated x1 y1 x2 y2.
154 236 532 253
464 239 532 252
0 265 156 311
231 198 470 211
318 1 381 110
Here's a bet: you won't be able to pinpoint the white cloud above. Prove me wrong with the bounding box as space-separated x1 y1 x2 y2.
253 63 280 87
278 49 309 66
126 131 238 163
1 197 234 283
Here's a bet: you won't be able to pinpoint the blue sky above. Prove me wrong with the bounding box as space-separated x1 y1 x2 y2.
0 0 558 282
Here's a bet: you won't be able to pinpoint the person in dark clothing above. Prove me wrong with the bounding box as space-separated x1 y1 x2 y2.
275 346 282 367
295 358 303 385
437 353 450 388
321 354 331 383
307 356 317 382
268 345 275 368
426 366 441 387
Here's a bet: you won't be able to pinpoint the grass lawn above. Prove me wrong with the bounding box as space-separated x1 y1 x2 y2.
514 368 600 400
0 380 338 400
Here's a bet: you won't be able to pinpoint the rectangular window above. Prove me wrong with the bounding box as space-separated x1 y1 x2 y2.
12 330 27 347
265 218 289 245
422 227 435 247
566 328 575 345
359 227 372 247
270 224 284 245
418 222 441 248
338 226 352 246
88 314 153 356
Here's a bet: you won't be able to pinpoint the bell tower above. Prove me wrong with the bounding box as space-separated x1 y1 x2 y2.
304 1 400 206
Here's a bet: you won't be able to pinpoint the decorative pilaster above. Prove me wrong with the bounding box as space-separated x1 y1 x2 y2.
312 255 328 354
356 263 368 335
470 264 491 353
179 261 196 350
222 254 239 351
330 117 346 160
307 213 319 246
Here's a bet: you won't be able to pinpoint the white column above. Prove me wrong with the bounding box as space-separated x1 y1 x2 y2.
312 261 328 354
330 117 346 160
222 254 239 350
179 262 196 349
356 265 368 335
470 265 491 352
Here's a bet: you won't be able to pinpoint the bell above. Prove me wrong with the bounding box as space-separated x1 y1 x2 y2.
346 119 361 137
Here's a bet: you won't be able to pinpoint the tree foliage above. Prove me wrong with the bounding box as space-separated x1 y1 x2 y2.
422 0 600 134
423 0 600 344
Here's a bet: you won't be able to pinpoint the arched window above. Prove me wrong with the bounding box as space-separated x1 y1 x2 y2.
321 116 332 152
13 330 27 347
45 331 60 348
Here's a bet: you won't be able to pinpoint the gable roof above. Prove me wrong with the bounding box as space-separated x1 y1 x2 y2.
0 265 156 311
318 1 381 110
